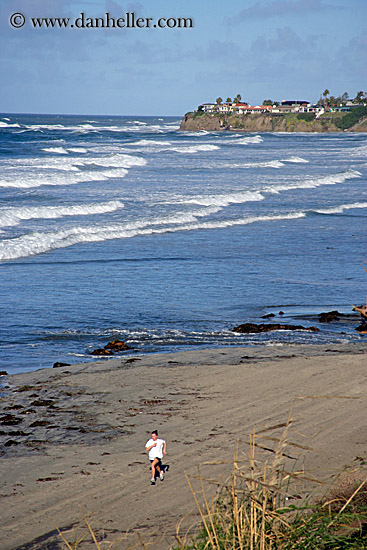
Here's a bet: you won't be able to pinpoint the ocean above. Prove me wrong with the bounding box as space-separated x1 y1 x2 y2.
0 114 366 375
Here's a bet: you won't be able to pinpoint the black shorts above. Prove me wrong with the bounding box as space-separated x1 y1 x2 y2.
150 458 162 466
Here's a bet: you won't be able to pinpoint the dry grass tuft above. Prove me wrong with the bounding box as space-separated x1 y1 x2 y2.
320 468 367 514
176 410 367 550
176 410 309 549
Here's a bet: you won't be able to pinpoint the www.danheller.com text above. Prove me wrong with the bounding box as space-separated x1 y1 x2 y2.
9 11 194 30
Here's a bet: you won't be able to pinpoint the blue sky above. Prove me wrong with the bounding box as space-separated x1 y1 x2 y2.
1 0 366 115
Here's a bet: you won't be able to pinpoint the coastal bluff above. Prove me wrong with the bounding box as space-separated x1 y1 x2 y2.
180 111 367 133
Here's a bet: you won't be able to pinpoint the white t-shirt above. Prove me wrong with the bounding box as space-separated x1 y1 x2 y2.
146 438 165 460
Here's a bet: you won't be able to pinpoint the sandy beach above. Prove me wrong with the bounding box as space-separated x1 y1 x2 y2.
1 342 367 549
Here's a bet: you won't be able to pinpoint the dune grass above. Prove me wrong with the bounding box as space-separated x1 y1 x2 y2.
175 413 367 550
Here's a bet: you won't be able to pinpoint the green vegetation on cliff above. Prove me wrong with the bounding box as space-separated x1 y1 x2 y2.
334 106 367 130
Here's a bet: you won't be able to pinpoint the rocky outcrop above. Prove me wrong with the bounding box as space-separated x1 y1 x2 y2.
318 311 344 322
90 340 131 356
91 348 113 356
104 340 130 352
179 112 366 133
232 323 319 334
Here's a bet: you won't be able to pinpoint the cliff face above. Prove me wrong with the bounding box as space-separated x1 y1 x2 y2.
179 112 366 133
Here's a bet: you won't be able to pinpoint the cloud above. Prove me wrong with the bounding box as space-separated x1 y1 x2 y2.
332 30 367 91
249 26 316 55
226 0 345 24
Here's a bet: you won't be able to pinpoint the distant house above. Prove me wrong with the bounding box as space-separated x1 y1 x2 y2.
197 103 217 113
236 105 273 114
271 100 310 114
217 103 233 114
281 100 310 106
195 98 329 117
299 104 323 114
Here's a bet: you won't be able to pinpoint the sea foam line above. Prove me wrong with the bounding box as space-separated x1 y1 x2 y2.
165 144 220 154
0 154 146 188
0 201 125 228
168 190 265 207
263 169 361 194
41 147 69 154
313 202 367 215
0 209 303 261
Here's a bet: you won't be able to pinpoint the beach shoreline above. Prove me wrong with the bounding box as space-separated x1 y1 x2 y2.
1 341 367 549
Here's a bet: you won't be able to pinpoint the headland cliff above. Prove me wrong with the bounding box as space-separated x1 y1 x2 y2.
180 111 367 133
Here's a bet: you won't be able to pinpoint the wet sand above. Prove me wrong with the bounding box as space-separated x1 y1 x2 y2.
1 342 367 549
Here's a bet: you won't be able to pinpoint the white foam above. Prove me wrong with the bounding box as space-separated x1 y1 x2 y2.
282 156 309 163
0 209 305 261
67 147 88 153
127 139 172 147
314 202 367 215
228 135 264 145
0 206 218 260
350 144 367 156
0 121 21 128
166 144 220 154
0 167 127 189
221 160 284 169
0 153 145 188
263 169 361 194
78 153 146 169
180 212 306 232
0 201 125 228
41 147 69 154
174 190 265 207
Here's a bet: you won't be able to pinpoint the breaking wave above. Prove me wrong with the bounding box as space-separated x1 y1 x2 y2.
313 202 367 215
166 144 220 154
0 209 306 261
282 156 309 163
263 169 361 194
0 121 21 128
0 201 125 228
229 135 264 145
0 154 146 188
41 147 69 154
171 190 265 207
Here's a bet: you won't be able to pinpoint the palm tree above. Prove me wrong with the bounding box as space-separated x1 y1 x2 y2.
226 97 232 104
322 89 330 109
216 97 223 105
235 93 242 103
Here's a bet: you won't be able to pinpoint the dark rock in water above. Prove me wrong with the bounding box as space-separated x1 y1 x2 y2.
30 399 55 407
356 323 367 333
4 439 20 447
279 311 284 315
318 310 343 322
1 414 22 425
30 420 51 427
15 385 34 392
232 323 320 334
91 348 113 356
261 313 275 319
53 362 71 368
104 340 131 352
0 370 8 376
